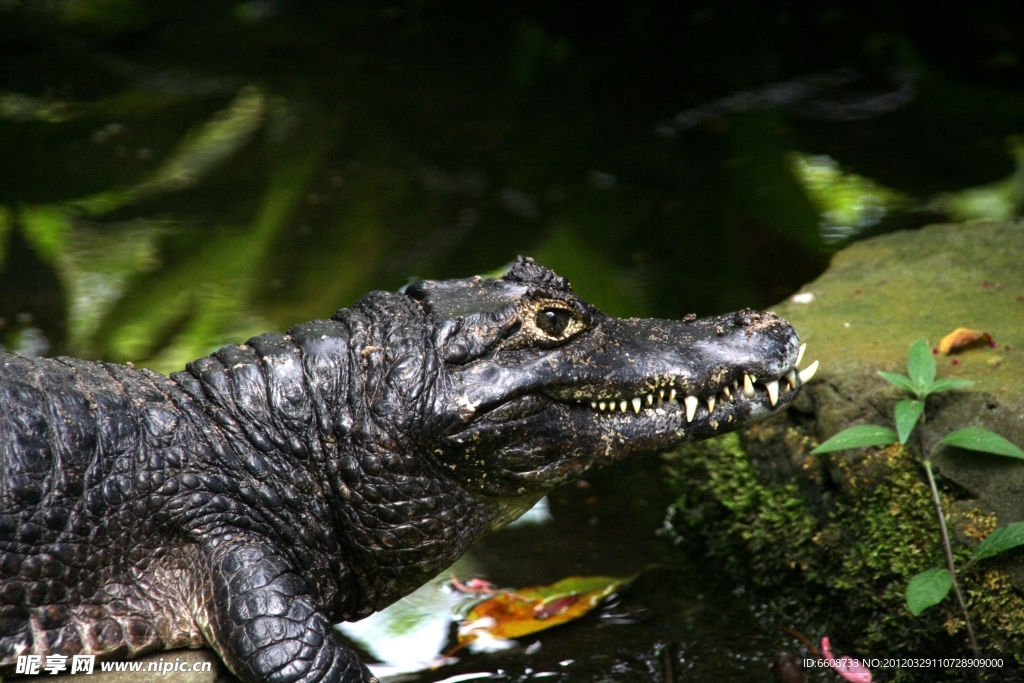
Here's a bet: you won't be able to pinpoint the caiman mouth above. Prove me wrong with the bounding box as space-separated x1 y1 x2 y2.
544 343 818 424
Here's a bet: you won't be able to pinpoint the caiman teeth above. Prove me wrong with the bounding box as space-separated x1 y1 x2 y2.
796 342 806 368
579 358 809 417
798 360 819 383
684 395 698 422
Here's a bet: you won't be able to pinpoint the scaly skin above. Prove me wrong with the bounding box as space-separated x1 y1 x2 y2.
0 257 804 683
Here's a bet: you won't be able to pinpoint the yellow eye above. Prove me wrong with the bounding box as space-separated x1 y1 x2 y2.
536 308 573 337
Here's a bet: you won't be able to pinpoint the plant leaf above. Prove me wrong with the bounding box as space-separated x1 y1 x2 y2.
940 428 1024 459
877 371 916 394
894 399 924 445
906 568 952 616
810 425 898 454
906 338 935 395
928 378 975 394
974 522 1024 562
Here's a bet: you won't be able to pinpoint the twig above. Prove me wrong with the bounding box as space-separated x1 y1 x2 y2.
920 410 983 682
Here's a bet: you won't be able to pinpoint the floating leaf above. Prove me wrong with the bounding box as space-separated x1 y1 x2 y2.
973 522 1024 562
940 428 1024 459
457 574 634 649
810 425 898 454
906 338 935 395
906 568 952 616
927 378 975 394
877 371 915 394
894 399 924 445
938 328 992 355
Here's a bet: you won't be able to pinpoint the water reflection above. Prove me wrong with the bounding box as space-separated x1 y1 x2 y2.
335 557 483 681
336 499 554 680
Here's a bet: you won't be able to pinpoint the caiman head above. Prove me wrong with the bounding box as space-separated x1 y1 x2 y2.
402 256 816 501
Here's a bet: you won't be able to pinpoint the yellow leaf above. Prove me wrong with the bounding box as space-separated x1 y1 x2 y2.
457 574 634 646
938 328 992 355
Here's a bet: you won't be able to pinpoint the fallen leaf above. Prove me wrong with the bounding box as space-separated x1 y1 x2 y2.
456 574 635 649
938 328 992 355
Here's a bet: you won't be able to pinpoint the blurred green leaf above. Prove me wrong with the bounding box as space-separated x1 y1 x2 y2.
97 126 328 371
0 205 10 268
878 371 916 394
940 428 1024 459
926 136 1024 222
0 91 80 123
69 86 267 217
906 568 952 616
894 399 924 445
19 205 73 264
906 338 935 395
790 151 910 243
810 425 898 454
973 522 1024 562
532 226 646 318
928 378 975 394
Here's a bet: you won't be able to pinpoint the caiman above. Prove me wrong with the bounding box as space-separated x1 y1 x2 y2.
0 257 815 682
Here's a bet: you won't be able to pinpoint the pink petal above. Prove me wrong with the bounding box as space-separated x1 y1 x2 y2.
834 657 872 683
821 637 872 683
820 637 834 659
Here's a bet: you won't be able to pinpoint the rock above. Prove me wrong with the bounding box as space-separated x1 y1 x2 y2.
778 221 1024 582
664 221 1024 671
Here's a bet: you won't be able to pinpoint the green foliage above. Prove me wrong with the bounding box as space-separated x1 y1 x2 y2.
972 523 1024 563
940 428 1024 460
878 371 917 394
906 338 936 396
877 339 975 402
0 206 9 268
907 568 952 616
664 424 1013 668
911 521 1024 617
789 152 910 243
810 425 897 454
826 336 1024 656
894 399 924 444
799 335 1024 659
928 378 976 394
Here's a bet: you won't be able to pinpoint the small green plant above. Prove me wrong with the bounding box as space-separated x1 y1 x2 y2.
811 339 1024 662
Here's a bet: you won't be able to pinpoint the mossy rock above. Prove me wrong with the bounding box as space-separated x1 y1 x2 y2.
664 221 1024 680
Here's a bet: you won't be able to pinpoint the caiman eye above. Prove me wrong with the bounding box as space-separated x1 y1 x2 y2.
536 308 574 338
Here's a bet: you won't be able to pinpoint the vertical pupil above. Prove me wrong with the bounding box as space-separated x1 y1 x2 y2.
538 309 570 336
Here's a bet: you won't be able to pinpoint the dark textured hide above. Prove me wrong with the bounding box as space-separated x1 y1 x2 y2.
0 258 802 683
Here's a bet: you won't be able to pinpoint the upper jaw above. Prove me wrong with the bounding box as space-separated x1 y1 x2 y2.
545 344 816 422
442 308 814 432
540 311 817 429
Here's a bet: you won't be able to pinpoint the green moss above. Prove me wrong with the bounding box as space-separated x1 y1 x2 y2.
664 421 1024 678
